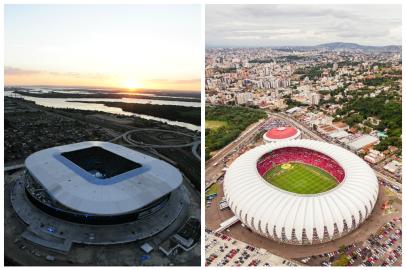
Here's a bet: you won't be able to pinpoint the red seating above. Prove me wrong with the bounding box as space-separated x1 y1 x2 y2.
257 147 345 182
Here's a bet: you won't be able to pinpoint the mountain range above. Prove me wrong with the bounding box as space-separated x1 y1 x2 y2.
274 42 401 53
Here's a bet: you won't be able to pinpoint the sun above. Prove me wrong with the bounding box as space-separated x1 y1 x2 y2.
121 79 142 91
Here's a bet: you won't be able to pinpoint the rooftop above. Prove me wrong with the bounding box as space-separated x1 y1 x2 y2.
25 141 183 215
265 127 299 139
347 135 379 150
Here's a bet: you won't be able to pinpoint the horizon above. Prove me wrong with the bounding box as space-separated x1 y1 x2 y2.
205 41 402 49
206 5 402 48
3 84 201 93
5 5 201 91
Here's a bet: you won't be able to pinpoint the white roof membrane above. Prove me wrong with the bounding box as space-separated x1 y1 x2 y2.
224 139 379 244
25 141 182 215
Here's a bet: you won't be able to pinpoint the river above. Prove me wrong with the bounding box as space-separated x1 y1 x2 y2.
5 89 201 131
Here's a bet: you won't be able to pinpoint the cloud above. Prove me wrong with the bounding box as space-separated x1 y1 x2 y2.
147 78 200 84
4 67 41 75
172 79 201 84
206 5 402 47
5 66 109 80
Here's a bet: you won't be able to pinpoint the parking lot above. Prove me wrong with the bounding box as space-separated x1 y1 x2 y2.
361 217 402 266
205 230 298 267
205 116 402 266
295 217 402 266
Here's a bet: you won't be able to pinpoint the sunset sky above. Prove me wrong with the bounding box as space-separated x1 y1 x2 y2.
5 5 201 91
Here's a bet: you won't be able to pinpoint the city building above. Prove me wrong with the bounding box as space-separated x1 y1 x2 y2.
383 160 402 175
364 149 385 164
347 135 380 152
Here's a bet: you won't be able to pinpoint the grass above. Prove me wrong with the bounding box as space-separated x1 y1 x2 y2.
205 120 227 130
384 187 398 198
263 162 338 194
205 182 220 196
205 106 267 160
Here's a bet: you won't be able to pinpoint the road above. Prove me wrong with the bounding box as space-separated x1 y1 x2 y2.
274 113 401 190
4 163 25 173
205 119 266 187
191 142 201 161
269 112 324 141
205 112 402 193
113 128 201 160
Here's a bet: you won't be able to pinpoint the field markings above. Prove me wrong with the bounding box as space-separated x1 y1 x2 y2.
263 162 338 194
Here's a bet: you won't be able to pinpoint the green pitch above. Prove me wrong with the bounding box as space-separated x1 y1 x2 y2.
263 162 338 194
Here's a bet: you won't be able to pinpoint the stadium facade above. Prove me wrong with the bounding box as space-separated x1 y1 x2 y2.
223 139 379 245
263 126 301 144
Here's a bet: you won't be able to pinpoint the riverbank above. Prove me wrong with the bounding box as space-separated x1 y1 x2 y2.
5 91 200 130
70 101 201 126
14 90 200 103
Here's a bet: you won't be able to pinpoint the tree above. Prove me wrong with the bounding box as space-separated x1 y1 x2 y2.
332 254 350 266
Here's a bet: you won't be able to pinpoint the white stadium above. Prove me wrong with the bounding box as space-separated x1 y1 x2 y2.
10 141 195 253
22 141 183 224
223 139 379 245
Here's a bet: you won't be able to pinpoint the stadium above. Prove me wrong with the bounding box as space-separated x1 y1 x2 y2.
223 139 379 245
10 141 191 251
263 126 301 144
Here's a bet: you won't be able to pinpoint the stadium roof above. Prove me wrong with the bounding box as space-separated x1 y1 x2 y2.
263 127 301 143
224 139 379 244
25 141 182 215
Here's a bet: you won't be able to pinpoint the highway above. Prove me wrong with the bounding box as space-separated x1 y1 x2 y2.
191 142 201 161
114 128 201 160
4 163 25 173
205 119 266 187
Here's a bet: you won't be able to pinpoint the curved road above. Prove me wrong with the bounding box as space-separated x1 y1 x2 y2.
112 128 201 160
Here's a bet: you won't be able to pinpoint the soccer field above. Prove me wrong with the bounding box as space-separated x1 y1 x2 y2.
263 162 338 194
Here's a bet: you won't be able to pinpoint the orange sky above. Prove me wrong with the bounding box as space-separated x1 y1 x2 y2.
5 5 201 91
4 69 200 91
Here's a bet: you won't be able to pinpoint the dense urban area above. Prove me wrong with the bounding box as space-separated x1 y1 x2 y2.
205 43 402 267
206 44 401 179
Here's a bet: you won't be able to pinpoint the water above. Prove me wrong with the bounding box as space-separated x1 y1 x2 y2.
5 90 200 131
